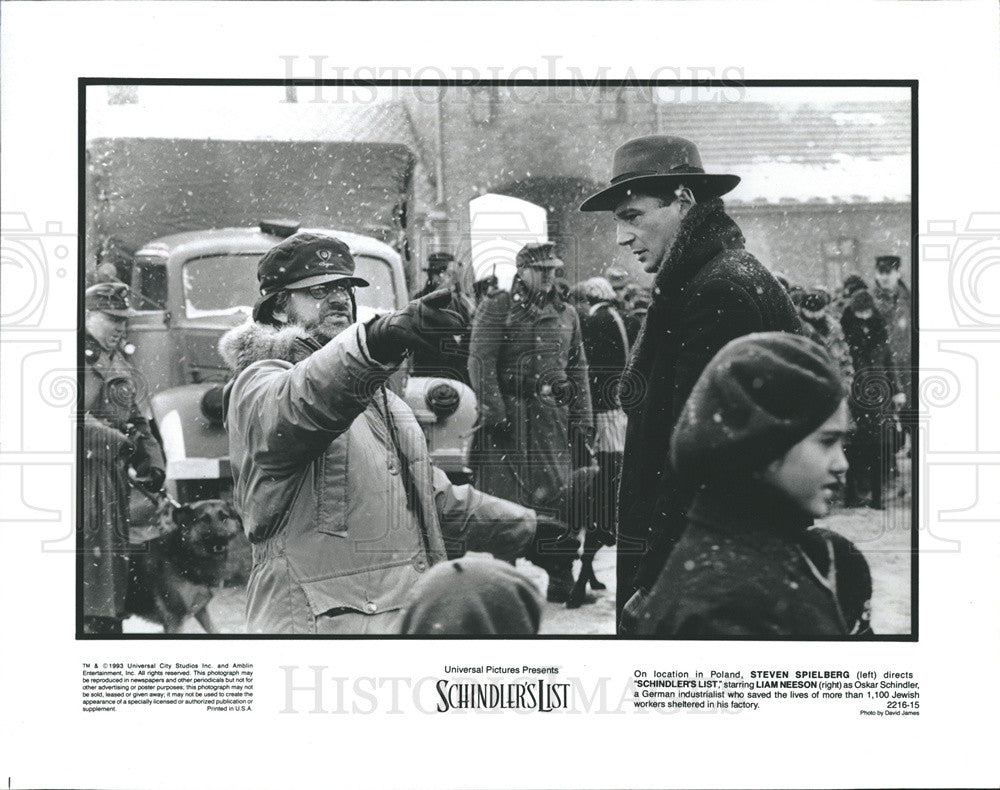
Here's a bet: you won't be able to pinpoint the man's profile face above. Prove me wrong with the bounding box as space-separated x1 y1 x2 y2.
875 269 900 291
283 281 355 345
613 193 688 273
86 310 128 351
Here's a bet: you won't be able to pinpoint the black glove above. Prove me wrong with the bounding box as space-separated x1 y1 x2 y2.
522 516 580 573
134 466 166 493
365 289 466 364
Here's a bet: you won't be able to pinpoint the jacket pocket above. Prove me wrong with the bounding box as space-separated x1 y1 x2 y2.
316 438 349 536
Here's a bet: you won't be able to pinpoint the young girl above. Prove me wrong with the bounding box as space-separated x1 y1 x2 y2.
637 332 874 637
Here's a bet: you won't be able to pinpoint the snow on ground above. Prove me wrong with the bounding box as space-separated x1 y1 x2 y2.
125 463 912 636
125 506 909 637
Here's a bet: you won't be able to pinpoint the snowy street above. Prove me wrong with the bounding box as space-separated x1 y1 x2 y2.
126 473 912 636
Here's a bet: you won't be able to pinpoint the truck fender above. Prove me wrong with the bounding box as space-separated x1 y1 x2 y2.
150 383 231 482
403 376 477 476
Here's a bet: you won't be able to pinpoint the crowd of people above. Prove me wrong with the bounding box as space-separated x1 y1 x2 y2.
83 134 911 637
777 255 911 510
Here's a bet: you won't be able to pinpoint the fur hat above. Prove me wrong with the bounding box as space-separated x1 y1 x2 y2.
801 288 831 313
850 289 876 314
671 332 844 483
841 274 869 298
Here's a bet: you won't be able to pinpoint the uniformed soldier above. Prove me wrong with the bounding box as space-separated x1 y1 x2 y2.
468 242 594 602
413 251 455 299
410 251 474 385
82 282 165 634
871 255 911 402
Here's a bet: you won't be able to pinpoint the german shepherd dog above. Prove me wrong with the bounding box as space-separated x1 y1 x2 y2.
126 497 242 633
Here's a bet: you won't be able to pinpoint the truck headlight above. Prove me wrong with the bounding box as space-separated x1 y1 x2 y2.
425 382 460 419
200 385 225 425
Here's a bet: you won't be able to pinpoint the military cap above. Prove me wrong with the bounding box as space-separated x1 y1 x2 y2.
875 255 901 272
425 251 455 272
253 233 369 323
515 242 563 269
85 282 134 317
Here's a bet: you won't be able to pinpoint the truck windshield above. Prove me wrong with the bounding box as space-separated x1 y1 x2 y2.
182 253 397 319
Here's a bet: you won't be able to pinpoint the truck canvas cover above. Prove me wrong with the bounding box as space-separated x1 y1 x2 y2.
86 137 415 267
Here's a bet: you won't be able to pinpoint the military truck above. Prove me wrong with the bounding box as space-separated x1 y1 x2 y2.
87 138 476 502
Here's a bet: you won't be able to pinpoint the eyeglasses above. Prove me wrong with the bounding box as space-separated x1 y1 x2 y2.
300 282 353 301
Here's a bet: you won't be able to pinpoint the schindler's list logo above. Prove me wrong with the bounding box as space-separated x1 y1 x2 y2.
435 679 571 713
279 667 585 714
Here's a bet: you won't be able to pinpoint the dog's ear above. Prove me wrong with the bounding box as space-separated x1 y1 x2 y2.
172 504 195 528
221 501 243 526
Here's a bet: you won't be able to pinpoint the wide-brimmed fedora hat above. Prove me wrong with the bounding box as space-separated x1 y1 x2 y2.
580 135 740 212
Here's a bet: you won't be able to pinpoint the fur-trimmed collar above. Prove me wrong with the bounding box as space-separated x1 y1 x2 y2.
621 199 745 412
218 321 320 375
651 198 744 299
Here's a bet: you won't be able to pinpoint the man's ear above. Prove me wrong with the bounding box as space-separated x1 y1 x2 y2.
271 291 290 324
674 186 696 216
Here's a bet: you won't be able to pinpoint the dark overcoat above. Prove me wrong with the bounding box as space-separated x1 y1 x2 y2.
578 301 629 414
801 312 854 393
468 288 593 519
82 334 165 619
636 483 867 637
618 199 801 608
410 289 474 386
840 307 901 438
872 280 912 397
